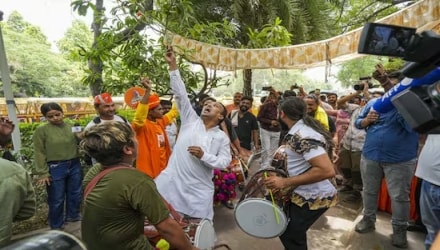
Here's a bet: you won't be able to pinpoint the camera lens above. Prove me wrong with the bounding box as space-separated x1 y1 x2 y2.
353 84 362 91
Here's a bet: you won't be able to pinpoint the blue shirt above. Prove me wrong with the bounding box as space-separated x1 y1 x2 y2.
355 98 418 163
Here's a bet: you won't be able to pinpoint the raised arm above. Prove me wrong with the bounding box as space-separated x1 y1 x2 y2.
132 78 152 129
165 47 198 124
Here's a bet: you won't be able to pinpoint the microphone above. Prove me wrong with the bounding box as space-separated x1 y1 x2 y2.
72 123 82 133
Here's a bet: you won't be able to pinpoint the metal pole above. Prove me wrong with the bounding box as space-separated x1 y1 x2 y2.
0 11 22 152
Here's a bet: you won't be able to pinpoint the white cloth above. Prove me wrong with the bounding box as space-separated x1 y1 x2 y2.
165 121 178 149
84 115 128 130
286 120 337 199
155 70 231 220
416 134 440 186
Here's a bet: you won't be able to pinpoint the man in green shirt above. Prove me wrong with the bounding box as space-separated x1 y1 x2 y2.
0 117 36 247
80 121 197 250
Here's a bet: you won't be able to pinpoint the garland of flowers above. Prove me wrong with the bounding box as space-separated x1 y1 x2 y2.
213 168 237 204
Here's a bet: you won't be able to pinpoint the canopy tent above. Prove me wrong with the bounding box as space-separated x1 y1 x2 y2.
167 0 440 71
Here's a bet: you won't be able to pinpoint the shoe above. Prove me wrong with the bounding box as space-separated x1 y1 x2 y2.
65 217 81 223
407 222 427 234
338 185 354 193
392 225 408 248
222 201 234 209
355 217 375 233
343 191 362 202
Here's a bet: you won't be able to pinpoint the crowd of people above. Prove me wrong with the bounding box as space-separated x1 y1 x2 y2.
0 47 439 250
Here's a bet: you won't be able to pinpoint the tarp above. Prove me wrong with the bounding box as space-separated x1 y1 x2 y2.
167 0 440 71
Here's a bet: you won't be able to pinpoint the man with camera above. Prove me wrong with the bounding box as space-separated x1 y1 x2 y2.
354 64 418 248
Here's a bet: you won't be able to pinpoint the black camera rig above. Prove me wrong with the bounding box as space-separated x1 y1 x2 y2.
358 22 440 134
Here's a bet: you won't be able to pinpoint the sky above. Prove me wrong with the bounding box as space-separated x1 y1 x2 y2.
2 0 91 44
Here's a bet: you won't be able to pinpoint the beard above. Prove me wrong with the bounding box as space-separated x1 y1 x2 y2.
278 117 289 131
239 105 249 112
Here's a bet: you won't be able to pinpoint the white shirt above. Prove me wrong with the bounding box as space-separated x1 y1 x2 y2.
165 121 178 149
84 115 128 130
286 120 337 200
416 134 440 186
155 70 231 220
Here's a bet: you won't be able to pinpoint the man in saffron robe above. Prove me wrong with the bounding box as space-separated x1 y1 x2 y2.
132 78 178 178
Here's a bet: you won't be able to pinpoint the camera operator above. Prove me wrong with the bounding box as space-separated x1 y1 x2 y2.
354 64 419 248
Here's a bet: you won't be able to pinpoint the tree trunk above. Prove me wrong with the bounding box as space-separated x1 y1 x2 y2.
243 68 253 97
89 0 104 97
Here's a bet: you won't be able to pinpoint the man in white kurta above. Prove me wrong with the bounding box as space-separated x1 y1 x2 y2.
155 48 231 221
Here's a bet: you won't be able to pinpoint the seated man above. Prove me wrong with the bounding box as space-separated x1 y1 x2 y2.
80 121 196 250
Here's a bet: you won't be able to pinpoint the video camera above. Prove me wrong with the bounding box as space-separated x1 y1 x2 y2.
353 76 374 91
358 22 440 134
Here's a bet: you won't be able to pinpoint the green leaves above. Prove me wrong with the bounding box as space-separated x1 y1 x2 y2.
247 17 292 49
2 12 89 97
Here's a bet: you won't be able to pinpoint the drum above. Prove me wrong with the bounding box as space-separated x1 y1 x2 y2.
234 168 292 238
228 157 245 183
144 218 215 249
270 145 288 174
2 230 86 250
184 218 216 249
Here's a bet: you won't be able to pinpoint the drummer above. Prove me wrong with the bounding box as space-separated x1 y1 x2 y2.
80 122 197 250
263 97 338 250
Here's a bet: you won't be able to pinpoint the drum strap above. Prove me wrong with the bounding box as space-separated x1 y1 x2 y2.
84 166 133 199
84 166 186 225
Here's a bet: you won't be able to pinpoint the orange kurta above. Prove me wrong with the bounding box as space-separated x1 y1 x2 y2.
132 103 178 178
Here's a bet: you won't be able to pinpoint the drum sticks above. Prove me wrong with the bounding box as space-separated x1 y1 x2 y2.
264 171 280 224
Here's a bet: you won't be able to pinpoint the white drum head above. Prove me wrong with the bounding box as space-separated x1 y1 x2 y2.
234 198 287 238
193 219 215 249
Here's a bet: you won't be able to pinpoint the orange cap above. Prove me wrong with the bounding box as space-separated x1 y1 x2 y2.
94 92 113 105
148 94 160 109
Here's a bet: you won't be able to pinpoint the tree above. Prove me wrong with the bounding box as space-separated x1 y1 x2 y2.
189 0 340 96
1 11 89 97
335 0 411 88
71 0 240 97
57 20 93 62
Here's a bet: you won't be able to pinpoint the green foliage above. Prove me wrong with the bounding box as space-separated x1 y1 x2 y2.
333 0 401 34
57 20 93 62
247 18 292 48
337 56 381 87
337 56 406 88
70 0 211 96
1 11 90 97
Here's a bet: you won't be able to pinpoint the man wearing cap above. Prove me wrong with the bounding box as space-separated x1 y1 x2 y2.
85 92 129 130
132 78 179 179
